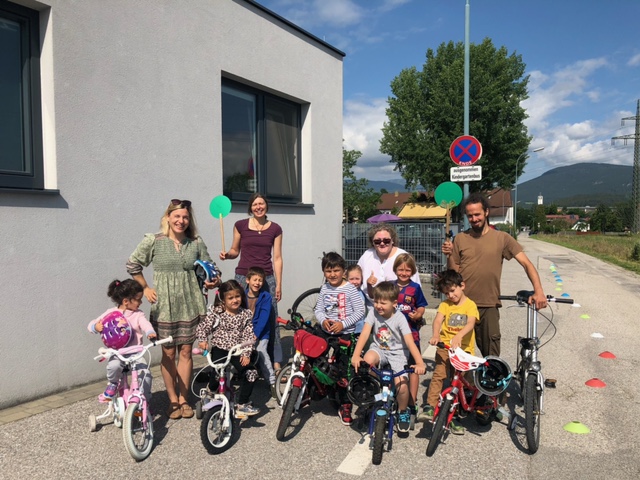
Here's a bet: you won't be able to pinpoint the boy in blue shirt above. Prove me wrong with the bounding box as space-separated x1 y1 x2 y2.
245 266 276 398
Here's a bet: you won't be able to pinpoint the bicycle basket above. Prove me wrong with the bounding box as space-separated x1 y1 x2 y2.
448 347 486 372
293 330 328 358
473 356 512 396
347 372 381 407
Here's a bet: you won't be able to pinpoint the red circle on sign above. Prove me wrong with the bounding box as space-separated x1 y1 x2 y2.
449 135 482 166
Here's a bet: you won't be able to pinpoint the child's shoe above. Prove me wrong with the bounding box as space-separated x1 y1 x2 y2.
397 409 411 433
416 404 434 422
338 403 353 426
103 383 117 399
235 403 259 418
449 418 465 435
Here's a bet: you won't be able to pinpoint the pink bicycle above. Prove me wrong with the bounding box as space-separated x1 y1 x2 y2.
89 336 172 461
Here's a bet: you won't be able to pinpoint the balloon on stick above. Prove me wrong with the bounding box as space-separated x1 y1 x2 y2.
209 195 232 252
434 182 463 238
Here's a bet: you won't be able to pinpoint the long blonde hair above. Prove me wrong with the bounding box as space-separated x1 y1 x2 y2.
160 200 199 239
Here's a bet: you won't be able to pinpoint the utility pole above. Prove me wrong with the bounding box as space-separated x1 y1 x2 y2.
611 99 640 233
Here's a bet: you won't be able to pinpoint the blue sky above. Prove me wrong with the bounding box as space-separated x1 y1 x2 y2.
257 0 640 184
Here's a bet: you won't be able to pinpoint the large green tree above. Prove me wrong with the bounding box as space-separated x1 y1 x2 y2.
343 147 382 223
380 38 531 191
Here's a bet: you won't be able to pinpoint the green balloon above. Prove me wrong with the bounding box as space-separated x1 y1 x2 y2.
434 182 463 208
209 195 232 218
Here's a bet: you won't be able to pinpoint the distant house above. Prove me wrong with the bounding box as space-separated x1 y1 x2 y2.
486 188 513 225
377 192 418 214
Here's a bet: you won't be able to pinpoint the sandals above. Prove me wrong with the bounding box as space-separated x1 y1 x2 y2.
275 368 288 384
180 403 194 419
166 402 182 420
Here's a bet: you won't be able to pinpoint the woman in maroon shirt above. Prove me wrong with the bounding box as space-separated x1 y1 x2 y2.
219 193 284 372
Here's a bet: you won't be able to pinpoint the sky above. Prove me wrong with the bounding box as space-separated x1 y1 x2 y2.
256 0 640 185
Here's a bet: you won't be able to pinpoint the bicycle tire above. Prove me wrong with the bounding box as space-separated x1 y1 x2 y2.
276 385 301 441
123 403 154 461
290 288 321 325
200 404 239 454
524 373 541 454
275 363 293 405
372 412 387 465
426 396 452 457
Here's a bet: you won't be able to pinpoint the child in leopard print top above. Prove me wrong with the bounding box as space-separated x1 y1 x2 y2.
196 279 260 416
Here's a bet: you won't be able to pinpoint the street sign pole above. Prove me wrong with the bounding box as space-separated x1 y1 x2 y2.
463 0 471 229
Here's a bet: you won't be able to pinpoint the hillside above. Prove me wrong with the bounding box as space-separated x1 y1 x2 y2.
517 163 633 206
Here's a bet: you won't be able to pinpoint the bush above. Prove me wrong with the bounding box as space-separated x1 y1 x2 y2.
631 242 640 261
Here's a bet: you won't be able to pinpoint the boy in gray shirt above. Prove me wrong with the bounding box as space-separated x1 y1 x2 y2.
351 281 426 432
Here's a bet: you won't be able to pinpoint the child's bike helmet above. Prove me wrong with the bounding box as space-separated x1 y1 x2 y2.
473 356 512 396
194 260 218 293
347 371 381 408
100 311 132 349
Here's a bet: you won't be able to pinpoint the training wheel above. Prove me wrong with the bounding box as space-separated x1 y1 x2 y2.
89 415 98 432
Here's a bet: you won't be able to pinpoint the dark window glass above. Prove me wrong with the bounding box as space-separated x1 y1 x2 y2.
222 80 301 202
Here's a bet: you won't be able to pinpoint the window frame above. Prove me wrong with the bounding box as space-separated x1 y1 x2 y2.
221 78 302 204
0 0 44 190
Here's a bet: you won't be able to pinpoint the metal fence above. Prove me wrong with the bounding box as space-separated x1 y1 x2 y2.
342 221 458 275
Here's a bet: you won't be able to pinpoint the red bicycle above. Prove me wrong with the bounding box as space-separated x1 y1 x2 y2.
426 342 512 457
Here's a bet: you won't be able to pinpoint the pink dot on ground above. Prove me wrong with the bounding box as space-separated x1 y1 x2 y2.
585 378 606 388
599 351 616 359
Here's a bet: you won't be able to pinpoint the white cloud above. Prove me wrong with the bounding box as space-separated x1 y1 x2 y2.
343 97 398 179
627 53 640 66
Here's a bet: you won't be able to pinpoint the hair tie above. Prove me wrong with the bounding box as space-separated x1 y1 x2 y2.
115 281 121 286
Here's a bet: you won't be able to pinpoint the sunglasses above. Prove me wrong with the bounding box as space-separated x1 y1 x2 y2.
170 199 191 208
373 238 392 246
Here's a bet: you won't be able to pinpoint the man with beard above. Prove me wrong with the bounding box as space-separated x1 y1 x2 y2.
442 192 547 357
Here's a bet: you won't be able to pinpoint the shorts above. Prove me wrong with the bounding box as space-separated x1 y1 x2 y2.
368 344 410 378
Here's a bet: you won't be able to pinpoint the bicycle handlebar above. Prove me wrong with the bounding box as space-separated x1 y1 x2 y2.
205 340 254 370
499 290 574 305
359 360 414 378
94 336 173 363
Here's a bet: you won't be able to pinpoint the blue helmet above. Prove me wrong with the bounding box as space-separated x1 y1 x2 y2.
194 260 218 293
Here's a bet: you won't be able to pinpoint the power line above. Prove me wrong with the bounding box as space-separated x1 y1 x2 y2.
611 99 640 233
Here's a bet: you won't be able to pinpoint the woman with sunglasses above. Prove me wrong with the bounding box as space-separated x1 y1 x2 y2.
127 199 221 420
357 223 421 304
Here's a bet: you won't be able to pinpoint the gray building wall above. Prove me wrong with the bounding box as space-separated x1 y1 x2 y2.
0 0 343 408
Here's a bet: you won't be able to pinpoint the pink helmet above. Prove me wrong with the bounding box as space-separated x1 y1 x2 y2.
101 311 132 349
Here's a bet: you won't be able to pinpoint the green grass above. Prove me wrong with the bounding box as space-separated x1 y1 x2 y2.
531 233 640 275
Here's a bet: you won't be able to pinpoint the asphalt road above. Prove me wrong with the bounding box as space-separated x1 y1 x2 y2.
1 236 639 479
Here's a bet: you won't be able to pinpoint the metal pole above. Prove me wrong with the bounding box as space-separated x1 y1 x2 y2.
463 0 470 230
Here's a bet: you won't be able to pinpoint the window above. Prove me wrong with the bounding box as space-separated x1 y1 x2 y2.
222 80 301 203
0 0 43 190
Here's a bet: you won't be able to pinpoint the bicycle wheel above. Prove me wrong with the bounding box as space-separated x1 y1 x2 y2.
276 385 301 441
426 396 452 457
275 363 293 405
290 288 321 325
371 412 387 465
524 373 541 454
123 403 154 461
200 404 239 454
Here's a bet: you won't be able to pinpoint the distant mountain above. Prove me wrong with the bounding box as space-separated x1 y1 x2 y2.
362 178 426 193
517 163 633 207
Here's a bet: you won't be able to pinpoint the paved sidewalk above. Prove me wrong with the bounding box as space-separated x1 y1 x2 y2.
0 355 209 426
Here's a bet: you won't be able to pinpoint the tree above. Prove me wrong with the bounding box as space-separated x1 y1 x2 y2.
380 38 531 191
343 147 382 223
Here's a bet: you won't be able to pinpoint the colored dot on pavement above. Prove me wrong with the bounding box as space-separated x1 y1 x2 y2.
555 287 562 291
564 421 591 434
581 314 590 319
599 351 616 359
585 378 606 388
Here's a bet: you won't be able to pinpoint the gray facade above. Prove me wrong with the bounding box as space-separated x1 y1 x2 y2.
0 0 344 408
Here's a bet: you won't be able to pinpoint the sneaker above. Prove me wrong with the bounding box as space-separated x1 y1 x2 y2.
338 403 353 426
397 409 411 433
416 404 434 423
103 383 117 399
450 418 465 435
235 403 259 418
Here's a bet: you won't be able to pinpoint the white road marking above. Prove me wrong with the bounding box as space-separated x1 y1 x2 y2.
336 435 372 476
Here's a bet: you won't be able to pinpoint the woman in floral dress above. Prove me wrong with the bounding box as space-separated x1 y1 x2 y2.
127 199 220 419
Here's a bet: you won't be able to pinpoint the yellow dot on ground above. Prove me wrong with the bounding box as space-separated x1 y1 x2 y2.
555 287 562 291
581 314 590 319
563 421 591 434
